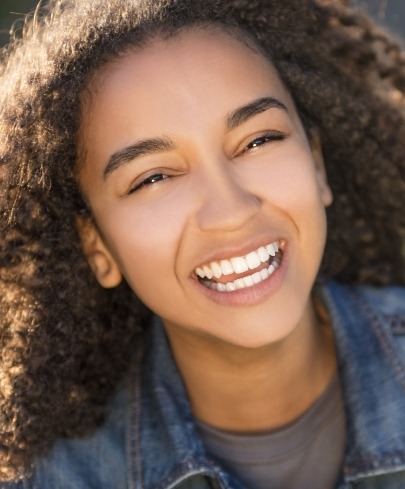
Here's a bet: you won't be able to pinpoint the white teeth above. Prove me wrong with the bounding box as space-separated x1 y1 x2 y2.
203 265 213 280
257 247 269 263
266 243 276 257
220 259 233 276
211 262 222 279
234 278 245 290
195 267 205 278
252 271 262 284
230 256 249 274
243 275 254 287
195 240 281 282
260 268 269 280
225 282 237 292
245 251 261 270
208 261 279 292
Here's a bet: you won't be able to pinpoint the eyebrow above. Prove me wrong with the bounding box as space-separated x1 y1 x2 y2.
226 96 288 131
103 96 287 179
104 137 175 178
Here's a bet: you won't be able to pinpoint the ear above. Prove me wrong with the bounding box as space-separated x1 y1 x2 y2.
76 217 122 288
309 129 333 207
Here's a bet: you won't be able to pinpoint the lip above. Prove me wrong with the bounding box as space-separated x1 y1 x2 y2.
190 241 289 307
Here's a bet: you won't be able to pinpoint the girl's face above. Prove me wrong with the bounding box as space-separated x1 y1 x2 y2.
78 28 332 348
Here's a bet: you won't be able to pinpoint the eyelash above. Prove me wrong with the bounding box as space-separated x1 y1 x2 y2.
128 173 169 194
128 132 285 194
240 131 285 155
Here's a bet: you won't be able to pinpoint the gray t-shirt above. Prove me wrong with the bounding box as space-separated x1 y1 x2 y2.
196 373 345 489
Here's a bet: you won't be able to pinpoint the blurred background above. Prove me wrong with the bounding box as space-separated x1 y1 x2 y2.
356 0 405 39
0 0 38 47
0 0 404 47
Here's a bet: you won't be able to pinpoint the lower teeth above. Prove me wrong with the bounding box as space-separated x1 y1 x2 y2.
202 251 282 292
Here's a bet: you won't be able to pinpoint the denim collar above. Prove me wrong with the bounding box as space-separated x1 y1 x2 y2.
129 281 405 488
319 281 405 484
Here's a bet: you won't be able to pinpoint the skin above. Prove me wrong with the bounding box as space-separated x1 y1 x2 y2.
78 28 336 431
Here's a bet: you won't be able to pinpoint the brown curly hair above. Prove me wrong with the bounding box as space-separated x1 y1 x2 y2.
1 0 405 481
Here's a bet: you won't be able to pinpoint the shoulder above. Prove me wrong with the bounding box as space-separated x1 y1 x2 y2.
321 281 405 363
353 284 405 358
322 280 405 325
319 280 405 357
353 283 405 319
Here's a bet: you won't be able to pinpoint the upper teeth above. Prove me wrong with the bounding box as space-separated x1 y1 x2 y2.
195 241 279 280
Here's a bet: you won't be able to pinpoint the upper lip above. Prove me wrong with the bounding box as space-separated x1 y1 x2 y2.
192 237 284 274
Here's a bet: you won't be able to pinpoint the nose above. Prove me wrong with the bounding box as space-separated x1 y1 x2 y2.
196 161 261 232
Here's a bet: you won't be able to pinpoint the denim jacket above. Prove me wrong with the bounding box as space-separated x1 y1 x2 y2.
5 281 405 489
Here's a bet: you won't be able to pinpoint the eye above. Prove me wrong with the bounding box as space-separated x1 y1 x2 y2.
241 131 286 155
128 172 169 194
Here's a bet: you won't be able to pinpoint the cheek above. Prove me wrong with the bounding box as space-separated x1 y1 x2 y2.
243 147 329 269
244 146 327 217
96 192 190 298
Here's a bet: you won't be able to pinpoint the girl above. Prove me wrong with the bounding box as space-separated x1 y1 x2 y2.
1 0 405 487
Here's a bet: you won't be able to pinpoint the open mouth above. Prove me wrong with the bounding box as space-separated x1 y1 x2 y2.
194 240 283 292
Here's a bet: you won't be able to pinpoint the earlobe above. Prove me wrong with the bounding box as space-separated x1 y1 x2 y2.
76 217 122 288
309 129 333 207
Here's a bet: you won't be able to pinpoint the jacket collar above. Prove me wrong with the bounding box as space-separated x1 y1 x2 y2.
319 281 405 484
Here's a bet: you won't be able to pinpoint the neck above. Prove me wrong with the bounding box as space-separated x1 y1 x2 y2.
163 297 336 432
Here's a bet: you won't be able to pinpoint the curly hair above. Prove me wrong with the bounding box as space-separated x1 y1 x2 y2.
1 0 405 481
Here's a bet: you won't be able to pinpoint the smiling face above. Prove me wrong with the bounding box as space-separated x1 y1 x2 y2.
77 27 332 348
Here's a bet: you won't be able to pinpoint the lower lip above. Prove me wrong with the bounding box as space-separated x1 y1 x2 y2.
191 245 289 307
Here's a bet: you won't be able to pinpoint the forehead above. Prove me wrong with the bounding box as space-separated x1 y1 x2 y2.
79 28 299 165
82 27 292 113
